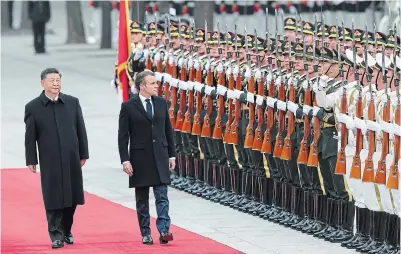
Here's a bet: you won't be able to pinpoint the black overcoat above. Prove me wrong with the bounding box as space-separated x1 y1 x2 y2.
24 91 89 210
118 94 176 188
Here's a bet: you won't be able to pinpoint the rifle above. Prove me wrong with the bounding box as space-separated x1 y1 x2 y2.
261 18 275 154
191 28 204 136
212 22 226 140
273 9 285 158
144 11 152 70
244 28 256 148
307 14 320 167
175 19 187 131
252 34 265 151
201 20 214 138
350 22 368 179
387 19 400 189
336 19 354 175
223 27 236 144
375 25 393 184
297 17 311 164
163 15 172 102
281 39 295 160
182 19 196 134
168 19 178 129
229 28 243 145
154 14 164 97
362 22 378 183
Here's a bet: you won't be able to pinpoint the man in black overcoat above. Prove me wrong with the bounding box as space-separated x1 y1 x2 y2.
24 68 89 249
118 70 176 245
28 1 51 54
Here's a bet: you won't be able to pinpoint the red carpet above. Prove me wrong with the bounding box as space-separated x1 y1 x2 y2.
1 168 242 254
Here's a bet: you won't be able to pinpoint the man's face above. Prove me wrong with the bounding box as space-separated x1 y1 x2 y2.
140 75 158 97
41 73 61 96
131 32 143 44
294 57 304 71
171 37 180 49
196 41 205 55
285 30 296 42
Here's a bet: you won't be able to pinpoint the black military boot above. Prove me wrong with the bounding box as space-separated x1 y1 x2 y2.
183 155 195 192
250 173 270 216
263 180 282 220
217 166 232 202
313 197 335 237
292 190 312 230
358 211 387 253
303 193 320 234
226 167 242 206
231 170 251 209
187 157 201 194
220 167 236 205
203 163 219 199
368 213 396 254
239 171 258 213
271 182 290 222
329 200 354 243
348 208 371 249
211 166 226 202
342 206 362 247
257 177 273 217
194 159 210 196
323 199 342 240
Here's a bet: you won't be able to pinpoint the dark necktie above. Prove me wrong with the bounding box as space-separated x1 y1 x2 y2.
145 99 153 119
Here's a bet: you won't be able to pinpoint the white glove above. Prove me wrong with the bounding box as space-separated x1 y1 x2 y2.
179 81 188 90
337 113 349 124
266 97 277 108
168 55 174 66
227 89 235 99
354 117 367 135
303 105 312 115
381 122 394 135
143 49 149 61
163 73 172 84
232 66 239 76
287 101 298 113
265 72 272 83
393 124 401 137
246 92 255 103
194 82 204 92
216 62 223 73
233 89 243 99
155 72 163 82
133 50 143 61
226 67 232 76
169 78 179 88
365 92 372 102
244 68 251 79
312 81 319 92
177 57 184 68
276 100 286 111
217 85 227 96
275 76 282 88
187 58 193 69
312 106 320 116
154 52 161 61
366 120 381 133
193 60 200 70
256 95 264 106
186 81 195 90
204 85 214 96
255 69 262 80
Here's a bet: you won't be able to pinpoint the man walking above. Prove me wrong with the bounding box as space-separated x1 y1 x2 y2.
28 0 51 54
24 68 89 249
118 70 176 245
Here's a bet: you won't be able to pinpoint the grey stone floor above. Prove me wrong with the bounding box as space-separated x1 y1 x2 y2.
1 4 357 253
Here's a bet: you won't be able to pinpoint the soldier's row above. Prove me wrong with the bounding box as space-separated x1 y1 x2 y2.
123 13 400 254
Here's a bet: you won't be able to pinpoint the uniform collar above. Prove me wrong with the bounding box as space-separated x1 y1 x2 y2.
40 91 65 105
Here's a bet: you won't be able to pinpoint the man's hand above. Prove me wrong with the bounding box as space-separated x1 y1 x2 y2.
169 159 176 171
28 165 36 173
81 159 86 167
123 161 133 176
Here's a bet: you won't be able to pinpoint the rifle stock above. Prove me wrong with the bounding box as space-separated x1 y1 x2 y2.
182 65 195 133
156 56 163 97
350 93 363 179
168 61 177 129
335 88 348 175
281 80 296 160
307 96 320 167
273 79 285 158
229 72 242 145
261 78 275 154
244 76 255 148
191 66 203 135
387 102 400 189
362 99 376 182
375 98 390 184
298 86 311 164
252 76 265 151
212 70 226 139
223 72 235 143
201 67 213 137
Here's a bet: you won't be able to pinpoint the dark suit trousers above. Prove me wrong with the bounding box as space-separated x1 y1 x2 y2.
45 205 77 242
32 21 46 53
135 184 170 236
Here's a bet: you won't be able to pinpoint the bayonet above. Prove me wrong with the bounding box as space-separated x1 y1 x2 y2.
178 18 183 51
145 11 149 43
254 28 261 68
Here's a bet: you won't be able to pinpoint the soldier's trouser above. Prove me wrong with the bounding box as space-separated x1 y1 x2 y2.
213 138 227 166
235 133 250 170
376 154 395 214
181 132 200 182
318 153 337 199
360 149 382 212
327 155 349 201
225 143 240 168
345 145 365 208
264 148 281 179
199 136 211 185
286 146 301 187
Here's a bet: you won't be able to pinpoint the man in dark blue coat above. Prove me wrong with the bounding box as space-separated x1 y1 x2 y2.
118 70 176 245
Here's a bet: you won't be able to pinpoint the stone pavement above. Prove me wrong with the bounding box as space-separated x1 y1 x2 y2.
1 15 356 254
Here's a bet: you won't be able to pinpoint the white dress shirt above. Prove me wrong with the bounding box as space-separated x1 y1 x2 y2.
122 93 175 165
45 93 59 102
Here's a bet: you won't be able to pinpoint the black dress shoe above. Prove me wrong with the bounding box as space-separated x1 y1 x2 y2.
142 235 153 245
159 231 173 244
64 233 74 244
52 240 64 249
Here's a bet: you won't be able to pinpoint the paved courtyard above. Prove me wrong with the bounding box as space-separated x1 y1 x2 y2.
1 3 358 254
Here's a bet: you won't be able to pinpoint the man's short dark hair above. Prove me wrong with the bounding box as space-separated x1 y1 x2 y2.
134 70 155 91
41 68 62 80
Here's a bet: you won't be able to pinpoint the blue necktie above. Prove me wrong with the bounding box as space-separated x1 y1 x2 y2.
145 99 153 119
